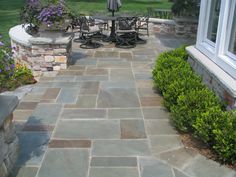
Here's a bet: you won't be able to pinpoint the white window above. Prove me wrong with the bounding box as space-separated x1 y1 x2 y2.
196 0 236 79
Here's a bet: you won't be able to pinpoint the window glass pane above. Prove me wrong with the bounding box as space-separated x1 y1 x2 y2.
207 0 221 43
229 5 236 55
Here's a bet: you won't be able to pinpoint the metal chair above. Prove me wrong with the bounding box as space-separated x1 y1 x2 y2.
136 16 149 36
79 16 103 49
115 17 138 48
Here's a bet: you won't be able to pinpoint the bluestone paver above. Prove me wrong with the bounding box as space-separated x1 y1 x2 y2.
37 149 89 177
17 132 51 166
139 157 174 177
54 120 120 139
89 167 139 177
11 29 236 177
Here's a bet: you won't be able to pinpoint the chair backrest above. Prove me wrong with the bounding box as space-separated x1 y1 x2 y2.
116 17 137 30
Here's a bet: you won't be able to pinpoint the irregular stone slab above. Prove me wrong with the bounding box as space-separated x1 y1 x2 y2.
57 70 84 76
149 135 183 154
121 119 147 139
120 52 133 60
145 120 177 135
89 167 139 177
90 157 137 167
139 157 174 177
136 80 154 88
173 169 191 177
97 88 140 108
42 88 61 100
108 108 142 119
22 125 54 132
135 73 153 80
95 51 119 58
54 120 120 139
79 82 100 95
37 149 89 177
49 140 91 148
142 107 170 119
9 167 38 177
17 132 51 166
138 88 160 97
85 68 108 75
13 110 33 121
100 81 136 89
16 102 38 110
52 82 79 88
140 97 162 107
75 59 97 66
68 65 86 70
92 140 150 156
97 61 131 68
65 96 97 108
56 88 78 104
61 109 106 119
156 148 198 169
53 75 76 82
183 155 236 177
22 94 42 102
110 69 134 81
76 75 108 82
27 103 62 125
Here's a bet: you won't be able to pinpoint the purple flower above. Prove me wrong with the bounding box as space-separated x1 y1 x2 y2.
0 41 4 46
11 64 15 69
0 69 2 73
6 66 10 71
27 0 40 8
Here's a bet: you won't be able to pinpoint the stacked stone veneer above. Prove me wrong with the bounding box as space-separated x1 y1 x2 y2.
150 17 198 38
0 96 19 177
10 26 73 77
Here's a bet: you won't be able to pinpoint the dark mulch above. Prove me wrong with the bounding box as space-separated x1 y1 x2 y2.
180 133 236 170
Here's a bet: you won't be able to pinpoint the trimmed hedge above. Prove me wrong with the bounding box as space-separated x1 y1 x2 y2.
152 46 236 164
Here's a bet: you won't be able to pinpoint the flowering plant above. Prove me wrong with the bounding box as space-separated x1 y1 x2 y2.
20 0 69 34
0 35 35 92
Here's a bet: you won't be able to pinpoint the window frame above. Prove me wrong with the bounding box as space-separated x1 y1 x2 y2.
196 0 236 79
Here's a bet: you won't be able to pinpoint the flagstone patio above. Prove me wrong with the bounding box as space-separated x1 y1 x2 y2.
9 25 236 177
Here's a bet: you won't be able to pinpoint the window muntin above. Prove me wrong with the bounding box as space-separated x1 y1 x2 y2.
207 0 221 43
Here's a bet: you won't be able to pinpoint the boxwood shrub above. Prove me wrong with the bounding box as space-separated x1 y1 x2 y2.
152 46 236 164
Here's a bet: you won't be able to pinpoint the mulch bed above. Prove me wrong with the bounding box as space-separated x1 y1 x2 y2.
180 133 236 170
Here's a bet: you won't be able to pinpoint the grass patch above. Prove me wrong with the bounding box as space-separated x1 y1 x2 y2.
0 0 173 43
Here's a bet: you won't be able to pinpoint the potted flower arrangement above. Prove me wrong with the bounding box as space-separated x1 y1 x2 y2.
20 0 71 35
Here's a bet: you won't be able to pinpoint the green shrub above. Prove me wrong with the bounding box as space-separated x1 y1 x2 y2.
193 107 224 145
212 111 236 163
153 57 192 93
163 75 204 110
171 88 221 132
152 46 236 164
13 64 35 85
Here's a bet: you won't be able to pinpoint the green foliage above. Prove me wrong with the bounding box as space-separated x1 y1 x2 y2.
171 0 200 17
163 75 204 110
152 46 190 93
171 89 221 132
212 111 236 163
0 35 35 92
152 46 235 164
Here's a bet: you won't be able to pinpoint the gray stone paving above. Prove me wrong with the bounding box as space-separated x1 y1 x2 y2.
10 26 236 177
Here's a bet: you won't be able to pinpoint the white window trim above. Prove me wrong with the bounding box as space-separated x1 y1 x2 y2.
196 0 236 79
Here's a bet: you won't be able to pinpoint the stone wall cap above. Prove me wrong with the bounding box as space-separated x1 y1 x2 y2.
0 95 19 126
186 46 236 97
9 25 32 47
174 17 198 23
149 18 176 25
29 33 74 45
